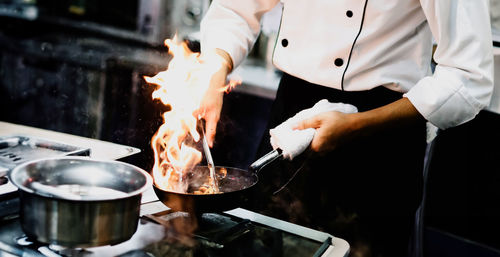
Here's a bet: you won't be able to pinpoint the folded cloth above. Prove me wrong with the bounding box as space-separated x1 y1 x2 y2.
269 99 358 160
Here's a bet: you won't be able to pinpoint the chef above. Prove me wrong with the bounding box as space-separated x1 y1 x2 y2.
197 0 493 256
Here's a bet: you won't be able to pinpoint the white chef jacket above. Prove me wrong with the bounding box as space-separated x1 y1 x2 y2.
200 0 494 129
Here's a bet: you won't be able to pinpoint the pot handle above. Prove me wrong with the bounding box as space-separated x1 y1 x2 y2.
249 148 282 172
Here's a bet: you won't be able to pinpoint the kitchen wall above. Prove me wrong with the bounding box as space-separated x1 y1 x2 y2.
0 5 276 172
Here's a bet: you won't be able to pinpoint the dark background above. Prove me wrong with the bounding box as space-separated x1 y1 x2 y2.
0 15 273 172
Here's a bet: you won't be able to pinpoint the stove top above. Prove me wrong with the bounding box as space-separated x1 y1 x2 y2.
0 135 92 220
0 207 349 257
0 130 348 256
0 135 91 177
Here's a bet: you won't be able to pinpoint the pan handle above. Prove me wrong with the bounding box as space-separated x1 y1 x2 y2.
249 148 282 172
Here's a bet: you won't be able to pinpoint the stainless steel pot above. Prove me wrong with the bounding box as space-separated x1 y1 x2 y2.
8 157 152 248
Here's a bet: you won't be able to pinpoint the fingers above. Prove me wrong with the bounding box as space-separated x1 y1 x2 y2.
292 114 333 153
193 107 217 148
293 116 322 130
309 137 322 153
204 114 219 148
192 108 204 120
197 92 223 148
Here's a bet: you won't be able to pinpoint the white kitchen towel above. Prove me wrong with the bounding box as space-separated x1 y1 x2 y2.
269 99 358 160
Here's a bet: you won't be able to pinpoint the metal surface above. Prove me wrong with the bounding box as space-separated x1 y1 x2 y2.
0 135 90 177
153 166 257 213
8 157 152 247
0 122 140 161
225 208 350 257
30 182 82 201
249 148 283 172
0 2 38 21
201 125 219 193
0 207 349 257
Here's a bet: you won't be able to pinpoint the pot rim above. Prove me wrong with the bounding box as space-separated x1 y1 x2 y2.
8 156 153 201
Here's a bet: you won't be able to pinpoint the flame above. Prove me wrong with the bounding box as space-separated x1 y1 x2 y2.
219 75 242 94
144 35 224 193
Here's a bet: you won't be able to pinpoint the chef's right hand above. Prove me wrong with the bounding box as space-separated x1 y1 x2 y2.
195 49 233 148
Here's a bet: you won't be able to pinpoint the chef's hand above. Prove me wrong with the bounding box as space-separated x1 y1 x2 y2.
294 111 354 153
294 97 425 154
194 49 233 147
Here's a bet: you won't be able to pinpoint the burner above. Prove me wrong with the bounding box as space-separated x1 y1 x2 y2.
195 213 253 246
48 244 66 252
143 211 289 257
144 210 253 243
47 244 91 256
15 236 33 246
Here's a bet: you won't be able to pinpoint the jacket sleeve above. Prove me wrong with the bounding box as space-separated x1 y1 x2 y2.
404 0 494 129
200 0 279 68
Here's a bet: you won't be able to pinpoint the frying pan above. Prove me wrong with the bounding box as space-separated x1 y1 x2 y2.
153 149 282 213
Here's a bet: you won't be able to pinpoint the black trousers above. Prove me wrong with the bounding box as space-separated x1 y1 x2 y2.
251 73 427 257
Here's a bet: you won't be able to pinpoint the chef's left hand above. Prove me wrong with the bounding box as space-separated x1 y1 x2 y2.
293 111 354 153
293 97 425 154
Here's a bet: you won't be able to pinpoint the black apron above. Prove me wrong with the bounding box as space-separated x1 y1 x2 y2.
251 73 427 256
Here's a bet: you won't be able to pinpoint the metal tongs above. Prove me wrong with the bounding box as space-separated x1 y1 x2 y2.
200 121 219 193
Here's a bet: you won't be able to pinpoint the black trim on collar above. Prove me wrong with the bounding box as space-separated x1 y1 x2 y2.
271 4 285 68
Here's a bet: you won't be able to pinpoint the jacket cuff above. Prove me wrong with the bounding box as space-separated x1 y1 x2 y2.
404 76 485 129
